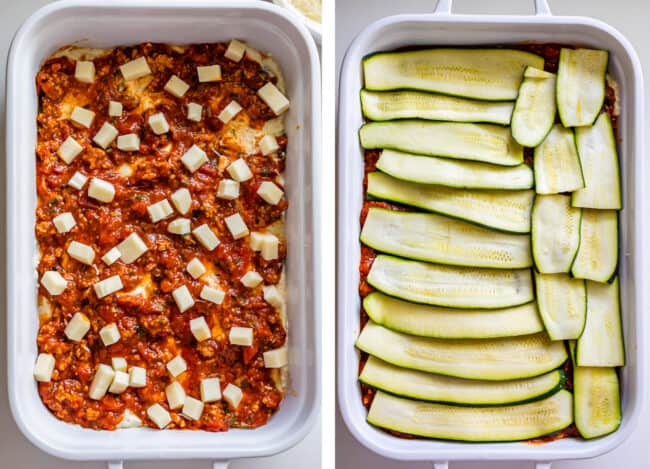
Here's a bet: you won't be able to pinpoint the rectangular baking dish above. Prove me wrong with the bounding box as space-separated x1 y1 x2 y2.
6 1 321 467
336 0 646 466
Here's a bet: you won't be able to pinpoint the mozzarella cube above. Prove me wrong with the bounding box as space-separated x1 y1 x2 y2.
192 224 220 251
88 177 115 203
68 171 88 190
148 112 170 135
218 100 242 124
172 285 194 313
41 271 67 295
181 396 204 421
186 258 206 279
108 371 129 394
147 199 173 223
245 47 263 64
129 366 147 388
99 323 121 346
164 75 190 98
225 213 249 239
34 353 55 382
102 247 121 266
147 403 171 429
64 312 90 341
223 383 243 409
249 232 265 251
229 327 253 346
112 357 128 372
108 100 123 117
171 188 192 215
263 285 283 309
89 364 115 400
93 122 119 149
226 158 252 182
57 136 83 164
67 241 95 265
187 102 202 122
200 286 225 305
120 56 151 81
200 377 222 402
117 409 142 428
94 275 123 298
257 181 284 205
168 218 191 235
263 346 288 368
216 179 239 200
240 271 263 288
181 144 208 173
70 106 95 128
197 65 222 82
259 134 280 155
75 61 95 83
166 355 187 377
189 316 211 342
224 39 246 62
53 212 76 233
117 133 140 152
260 234 279 261
166 381 186 410
258 82 290 115
117 233 148 263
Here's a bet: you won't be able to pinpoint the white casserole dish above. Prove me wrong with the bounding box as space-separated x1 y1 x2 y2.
6 1 321 468
336 0 646 467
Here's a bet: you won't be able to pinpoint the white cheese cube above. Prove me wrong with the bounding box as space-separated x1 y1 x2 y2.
94 275 123 298
89 364 115 400
259 135 280 155
263 346 288 368
263 285 283 309
223 383 243 409
117 233 148 263
200 286 225 305
168 218 191 235
225 213 249 239
218 100 242 124
93 122 119 149
57 136 83 164
257 181 284 205
112 357 128 372
70 106 95 128
181 396 204 421
128 366 147 388
200 377 222 402
117 409 142 428
166 355 187 377
187 102 202 122
68 171 88 190
38 297 52 321
181 144 208 173
117 133 140 152
197 65 222 82
64 312 90 342
229 326 253 346
186 258 206 279
102 247 121 266
164 75 190 98
34 353 55 382
192 224 220 251
257 82 290 115
147 404 171 429
41 271 67 295
99 323 121 346
172 285 194 313
148 112 170 135
249 232 265 251
226 158 252 182
171 188 192 215
108 371 129 394
216 179 240 200
224 39 246 62
75 61 95 83
147 199 174 223
108 100 123 117
260 234 279 261
189 316 211 342
120 56 151 81
245 47 263 64
53 212 76 233
88 177 115 203
166 381 186 410
240 271 263 288
67 241 95 265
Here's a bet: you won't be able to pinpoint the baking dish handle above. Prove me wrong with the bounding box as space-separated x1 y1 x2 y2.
434 0 553 16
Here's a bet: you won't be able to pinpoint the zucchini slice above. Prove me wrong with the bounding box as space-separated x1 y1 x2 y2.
356 321 568 381
367 389 573 442
571 209 618 282
557 48 609 127
367 254 534 309
359 120 523 166
367 172 534 234
571 113 622 209
574 366 621 439
532 195 582 273
576 278 625 367
360 356 563 406
361 207 532 269
375 149 533 189
534 124 584 194
511 67 557 147
363 292 543 339
363 48 544 101
360 89 514 124
534 272 586 340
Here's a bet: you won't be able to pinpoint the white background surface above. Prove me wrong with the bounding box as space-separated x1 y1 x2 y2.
335 0 650 468
0 0 321 468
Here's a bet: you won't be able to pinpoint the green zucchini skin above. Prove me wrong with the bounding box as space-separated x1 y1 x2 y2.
511 67 557 147
534 272 587 340
360 207 532 269
571 209 618 283
574 366 621 439
534 124 585 194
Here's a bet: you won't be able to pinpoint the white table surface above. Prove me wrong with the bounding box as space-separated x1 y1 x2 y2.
335 0 650 468
0 0 321 468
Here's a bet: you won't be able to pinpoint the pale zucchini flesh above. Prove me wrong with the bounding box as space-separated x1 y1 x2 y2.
511 67 557 147
534 272 586 340
361 207 532 269
363 292 543 339
571 209 618 282
360 356 563 406
574 366 621 439
367 172 534 234
534 124 585 194
356 321 568 381
367 254 534 309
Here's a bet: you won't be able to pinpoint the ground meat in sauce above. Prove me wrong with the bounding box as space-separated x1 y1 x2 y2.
36 42 288 431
